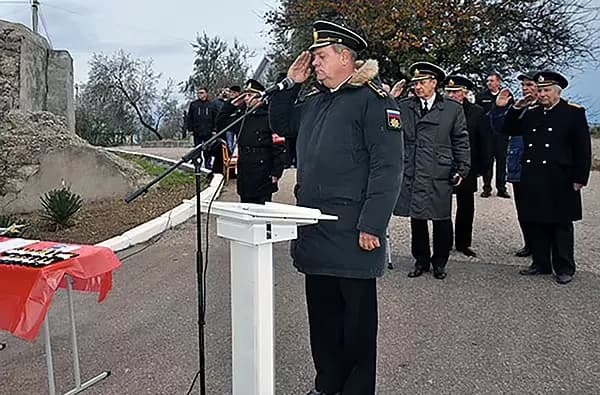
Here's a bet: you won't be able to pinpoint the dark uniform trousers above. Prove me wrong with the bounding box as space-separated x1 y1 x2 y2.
240 195 271 204
454 177 475 250
305 275 377 395
511 182 531 248
529 222 575 275
411 218 453 269
482 133 508 193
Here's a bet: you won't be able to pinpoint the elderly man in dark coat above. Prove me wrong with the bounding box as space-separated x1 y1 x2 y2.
494 71 591 285
269 20 404 395
392 62 470 279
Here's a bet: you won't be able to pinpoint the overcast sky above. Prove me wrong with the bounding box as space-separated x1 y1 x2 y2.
1 0 599 120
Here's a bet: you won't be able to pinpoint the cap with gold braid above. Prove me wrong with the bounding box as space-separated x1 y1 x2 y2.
444 75 474 91
533 70 568 89
309 20 368 52
408 61 446 82
244 79 266 94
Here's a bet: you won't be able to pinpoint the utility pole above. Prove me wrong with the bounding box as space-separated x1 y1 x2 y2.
32 0 40 34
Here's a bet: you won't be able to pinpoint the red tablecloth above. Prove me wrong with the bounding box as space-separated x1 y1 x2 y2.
0 238 121 341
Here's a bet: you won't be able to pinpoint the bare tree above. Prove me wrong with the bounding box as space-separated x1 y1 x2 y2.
185 33 255 95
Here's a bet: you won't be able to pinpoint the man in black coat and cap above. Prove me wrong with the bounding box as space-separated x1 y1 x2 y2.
269 20 404 395
495 70 592 284
216 79 286 204
444 75 492 257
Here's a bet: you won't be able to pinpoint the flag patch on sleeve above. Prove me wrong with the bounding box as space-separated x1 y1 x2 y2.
386 109 402 130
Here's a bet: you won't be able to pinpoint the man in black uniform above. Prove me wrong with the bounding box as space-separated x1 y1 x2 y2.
185 87 218 168
392 63 470 279
216 79 286 204
495 71 592 284
444 75 491 257
477 72 510 198
269 20 404 395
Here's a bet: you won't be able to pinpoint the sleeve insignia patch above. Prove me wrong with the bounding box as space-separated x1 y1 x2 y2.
386 109 402 130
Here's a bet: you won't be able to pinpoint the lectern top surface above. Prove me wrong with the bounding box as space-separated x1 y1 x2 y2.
201 201 337 221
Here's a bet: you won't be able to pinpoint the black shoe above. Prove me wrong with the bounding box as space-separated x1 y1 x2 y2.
433 267 447 279
457 247 477 257
515 246 532 257
408 267 429 278
519 266 552 276
556 274 573 285
480 190 491 198
497 190 511 198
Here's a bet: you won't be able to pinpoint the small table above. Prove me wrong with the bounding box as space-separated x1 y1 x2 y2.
0 237 121 395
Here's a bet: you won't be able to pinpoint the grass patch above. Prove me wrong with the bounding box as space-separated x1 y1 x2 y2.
117 152 210 188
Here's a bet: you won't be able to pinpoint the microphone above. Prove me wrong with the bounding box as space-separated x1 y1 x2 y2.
260 77 295 97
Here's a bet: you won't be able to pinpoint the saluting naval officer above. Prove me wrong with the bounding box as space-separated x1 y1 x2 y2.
216 79 286 204
495 70 592 284
268 20 404 395
392 62 470 280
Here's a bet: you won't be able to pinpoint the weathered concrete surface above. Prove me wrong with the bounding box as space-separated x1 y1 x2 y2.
0 19 74 131
0 111 149 214
47 50 75 132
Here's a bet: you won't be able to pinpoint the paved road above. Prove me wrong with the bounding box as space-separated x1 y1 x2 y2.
2 150 599 394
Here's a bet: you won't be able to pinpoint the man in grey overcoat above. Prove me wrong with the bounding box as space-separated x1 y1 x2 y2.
392 62 470 279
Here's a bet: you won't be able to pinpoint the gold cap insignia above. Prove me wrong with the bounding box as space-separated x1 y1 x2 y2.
313 30 318 43
448 79 455 86
414 68 420 76
538 75 545 82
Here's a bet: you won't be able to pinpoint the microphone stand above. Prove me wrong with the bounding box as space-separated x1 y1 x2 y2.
124 99 264 395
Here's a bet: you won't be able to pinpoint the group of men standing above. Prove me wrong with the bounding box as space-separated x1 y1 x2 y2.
187 19 592 395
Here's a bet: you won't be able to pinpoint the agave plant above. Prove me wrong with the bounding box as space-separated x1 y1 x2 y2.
40 187 83 230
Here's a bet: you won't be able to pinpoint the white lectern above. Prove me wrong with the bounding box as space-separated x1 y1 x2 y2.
201 201 336 395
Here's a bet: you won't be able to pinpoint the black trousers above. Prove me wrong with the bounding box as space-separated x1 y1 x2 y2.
512 182 531 248
305 275 378 395
483 134 508 193
240 195 271 204
454 188 475 250
411 218 453 269
529 222 575 275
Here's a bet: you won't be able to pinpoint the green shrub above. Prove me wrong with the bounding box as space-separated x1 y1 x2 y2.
40 187 83 230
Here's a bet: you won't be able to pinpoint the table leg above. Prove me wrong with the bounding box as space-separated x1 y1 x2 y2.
43 318 57 395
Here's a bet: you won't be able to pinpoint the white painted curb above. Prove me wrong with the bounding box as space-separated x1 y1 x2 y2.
95 148 223 252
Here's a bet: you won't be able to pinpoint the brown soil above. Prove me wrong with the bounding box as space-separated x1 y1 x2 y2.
16 184 196 245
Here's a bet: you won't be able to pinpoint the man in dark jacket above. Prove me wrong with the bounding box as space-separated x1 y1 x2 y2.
491 72 539 258
393 62 470 279
477 72 511 198
185 87 218 168
269 20 404 395
495 71 591 285
217 79 286 204
444 75 491 257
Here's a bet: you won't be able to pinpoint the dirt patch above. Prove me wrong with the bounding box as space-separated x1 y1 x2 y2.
13 183 197 245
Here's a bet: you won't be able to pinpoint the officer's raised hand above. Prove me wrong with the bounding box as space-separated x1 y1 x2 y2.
288 51 312 84
390 79 406 98
495 88 513 107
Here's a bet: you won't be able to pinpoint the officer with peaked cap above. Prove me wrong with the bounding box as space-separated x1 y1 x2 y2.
444 75 491 258
269 19 404 395
491 71 538 258
216 78 286 204
392 62 470 280
495 70 591 284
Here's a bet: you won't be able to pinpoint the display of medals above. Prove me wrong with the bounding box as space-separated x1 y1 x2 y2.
0 247 79 267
